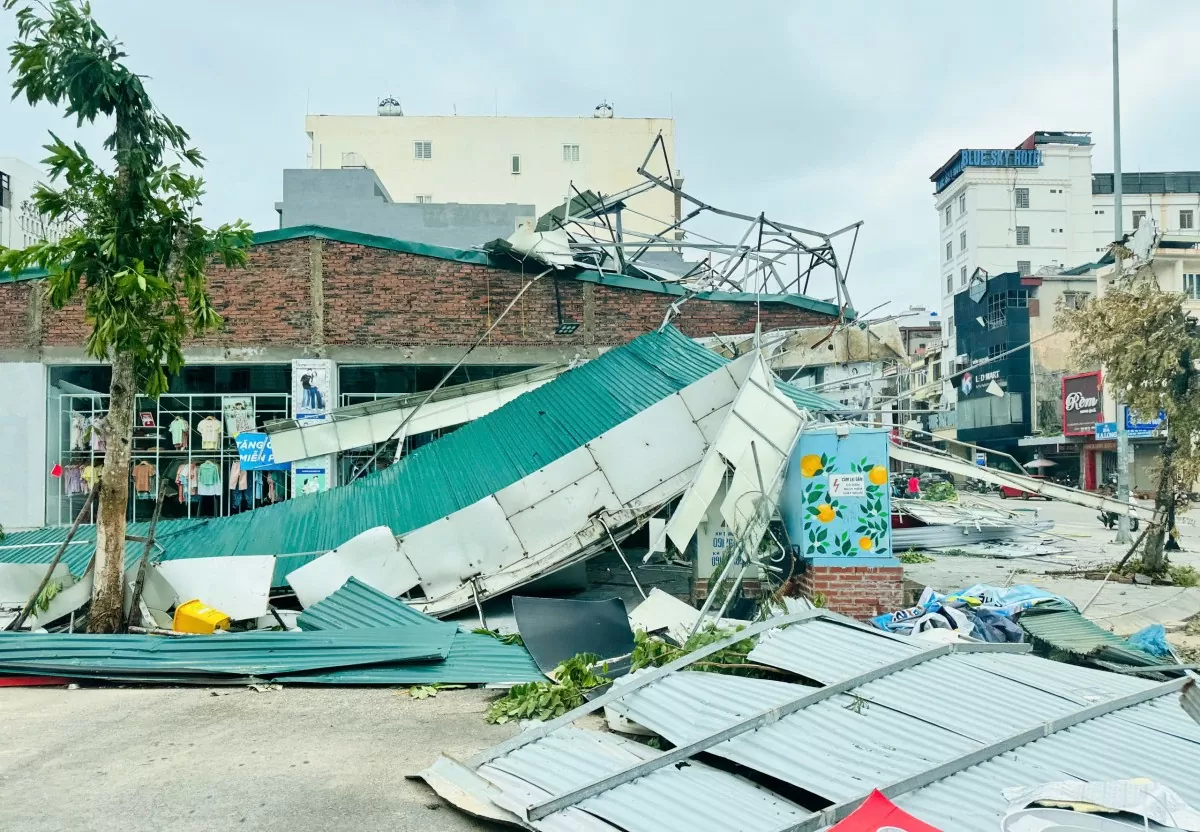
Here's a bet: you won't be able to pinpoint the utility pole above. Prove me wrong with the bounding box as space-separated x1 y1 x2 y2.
1112 0 1132 544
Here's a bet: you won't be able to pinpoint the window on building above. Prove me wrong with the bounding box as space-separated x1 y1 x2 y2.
1016 226 1030 246
415 194 433 204
958 193 966 215
960 266 967 286
1181 209 1194 230
562 144 580 162
986 292 1007 330
960 231 966 252
1017 260 1031 276
1185 274 1200 300
1062 291 1090 310
944 205 952 226
511 155 521 175
946 273 953 293
988 343 1008 359
1132 210 1146 230
1008 288 1029 308
413 140 432 160
1015 187 1030 209
948 315 955 333
0 171 10 209
946 241 953 262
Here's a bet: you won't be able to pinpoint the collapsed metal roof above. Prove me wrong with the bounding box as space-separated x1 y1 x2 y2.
0 327 837 588
421 611 1199 832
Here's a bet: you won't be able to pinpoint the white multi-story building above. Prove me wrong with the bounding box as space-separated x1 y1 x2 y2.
304 103 677 234
0 156 72 251
929 131 1200 370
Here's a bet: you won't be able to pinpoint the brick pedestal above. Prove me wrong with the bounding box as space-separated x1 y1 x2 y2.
797 563 903 619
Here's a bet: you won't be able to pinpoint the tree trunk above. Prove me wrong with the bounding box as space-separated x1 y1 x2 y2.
88 351 135 633
1142 439 1176 575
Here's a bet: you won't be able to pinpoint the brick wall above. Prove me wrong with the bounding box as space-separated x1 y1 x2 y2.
2 236 839 352
796 564 903 619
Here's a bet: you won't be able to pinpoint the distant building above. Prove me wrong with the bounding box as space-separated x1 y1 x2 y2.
274 168 535 249
305 106 678 234
0 156 72 250
929 131 1200 378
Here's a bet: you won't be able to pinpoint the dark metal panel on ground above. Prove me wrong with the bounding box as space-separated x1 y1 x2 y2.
512 596 634 677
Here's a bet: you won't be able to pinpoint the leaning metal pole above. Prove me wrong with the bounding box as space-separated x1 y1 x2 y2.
1112 0 1132 544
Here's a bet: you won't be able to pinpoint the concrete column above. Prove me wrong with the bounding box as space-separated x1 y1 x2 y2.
309 237 325 355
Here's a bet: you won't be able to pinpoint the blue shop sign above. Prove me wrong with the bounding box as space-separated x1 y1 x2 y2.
935 148 1043 193
1095 413 1165 441
236 432 290 470
1126 408 1166 433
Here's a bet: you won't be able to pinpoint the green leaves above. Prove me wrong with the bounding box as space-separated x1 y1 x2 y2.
484 653 607 725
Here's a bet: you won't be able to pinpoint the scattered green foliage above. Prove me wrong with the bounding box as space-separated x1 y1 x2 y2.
471 627 525 646
922 481 958 502
897 549 935 565
408 684 464 700
34 580 62 614
811 591 827 608
1169 564 1199 587
484 653 607 725
631 626 770 678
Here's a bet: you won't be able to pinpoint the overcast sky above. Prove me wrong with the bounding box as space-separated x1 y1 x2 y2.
3 1 1199 315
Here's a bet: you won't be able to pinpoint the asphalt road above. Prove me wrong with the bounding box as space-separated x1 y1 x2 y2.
0 685 515 831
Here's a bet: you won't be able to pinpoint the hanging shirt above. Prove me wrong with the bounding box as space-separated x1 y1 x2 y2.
81 464 103 488
70 413 86 451
197 418 222 450
175 463 197 504
169 418 189 447
132 461 155 494
64 465 85 495
87 416 107 452
196 461 222 496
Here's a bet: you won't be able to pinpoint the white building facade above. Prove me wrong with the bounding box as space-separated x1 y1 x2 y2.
930 131 1200 377
0 156 72 251
305 107 677 234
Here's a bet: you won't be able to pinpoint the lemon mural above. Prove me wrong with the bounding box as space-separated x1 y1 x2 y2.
796 447 891 558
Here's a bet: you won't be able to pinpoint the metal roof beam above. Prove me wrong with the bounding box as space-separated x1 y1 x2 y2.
525 641 1029 822
778 677 1188 832
468 609 829 768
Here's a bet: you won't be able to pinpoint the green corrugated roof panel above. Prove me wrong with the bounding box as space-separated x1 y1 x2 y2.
0 627 456 682
297 577 441 631
1 327 838 585
286 631 545 685
1018 604 1160 667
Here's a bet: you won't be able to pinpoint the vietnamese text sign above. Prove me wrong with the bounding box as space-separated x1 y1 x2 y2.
235 433 289 471
829 473 867 498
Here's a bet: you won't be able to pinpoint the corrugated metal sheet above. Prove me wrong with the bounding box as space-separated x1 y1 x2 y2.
285 631 544 685
296 577 439 630
747 618 920 683
429 612 1200 832
480 729 809 832
1018 606 1159 665
897 698 1200 832
0 627 455 682
2 327 835 587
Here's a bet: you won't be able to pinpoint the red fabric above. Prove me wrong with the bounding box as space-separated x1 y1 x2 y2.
906 476 919 494
50 463 63 478
829 790 944 832
0 676 71 687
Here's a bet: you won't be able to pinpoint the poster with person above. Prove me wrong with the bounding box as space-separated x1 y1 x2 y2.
291 359 333 424
222 396 255 437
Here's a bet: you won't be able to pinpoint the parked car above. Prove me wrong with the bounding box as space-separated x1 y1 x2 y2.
999 474 1051 500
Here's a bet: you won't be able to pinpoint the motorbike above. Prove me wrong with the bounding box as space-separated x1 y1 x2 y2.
1097 474 1140 531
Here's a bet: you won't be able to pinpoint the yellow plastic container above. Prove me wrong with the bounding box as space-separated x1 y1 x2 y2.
173 600 231 634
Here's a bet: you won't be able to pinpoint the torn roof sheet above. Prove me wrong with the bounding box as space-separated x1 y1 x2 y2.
0 327 836 586
296 576 441 630
1016 603 1161 667
423 612 1198 832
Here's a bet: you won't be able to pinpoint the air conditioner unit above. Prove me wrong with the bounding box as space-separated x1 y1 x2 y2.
940 337 950 348
954 354 969 366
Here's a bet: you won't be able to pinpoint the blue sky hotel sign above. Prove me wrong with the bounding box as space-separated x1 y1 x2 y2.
933 148 1043 193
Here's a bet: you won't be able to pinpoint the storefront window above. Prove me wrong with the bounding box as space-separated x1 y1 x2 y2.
46 364 291 525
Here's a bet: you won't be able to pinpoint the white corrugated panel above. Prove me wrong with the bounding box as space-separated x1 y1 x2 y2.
897 698 1200 832
854 654 1088 741
287 526 419 607
748 619 921 683
609 670 807 743
406 496 525 598
953 650 1156 702
480 729 808 832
